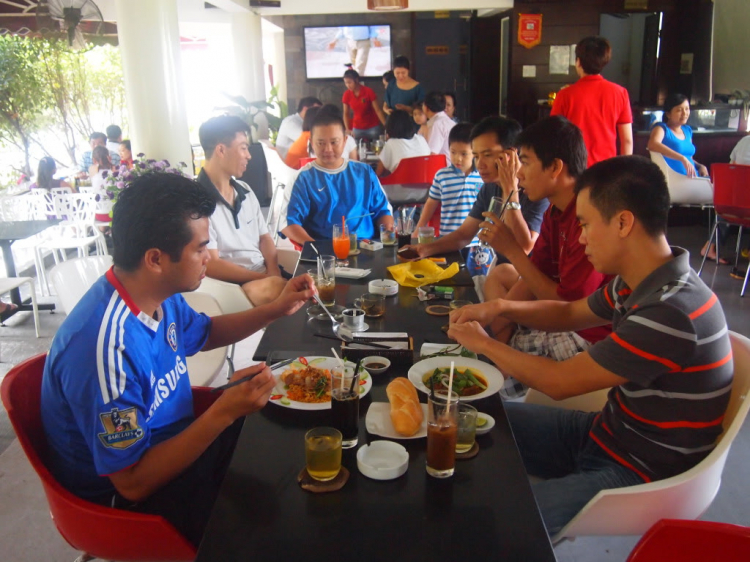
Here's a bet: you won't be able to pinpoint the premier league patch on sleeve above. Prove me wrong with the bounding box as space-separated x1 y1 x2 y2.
98 407 145 449
167 322 178 351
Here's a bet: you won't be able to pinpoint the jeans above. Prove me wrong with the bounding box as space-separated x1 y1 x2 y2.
504 402 645 536
353 125 383 143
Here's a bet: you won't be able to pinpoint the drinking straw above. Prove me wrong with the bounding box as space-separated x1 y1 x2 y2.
496 189 517 223
311 243 327 279
447 361 455 400
349 358 363 394
331 347 346 391
348 212 374 221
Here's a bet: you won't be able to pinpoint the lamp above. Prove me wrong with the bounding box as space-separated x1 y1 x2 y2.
367 0 408 10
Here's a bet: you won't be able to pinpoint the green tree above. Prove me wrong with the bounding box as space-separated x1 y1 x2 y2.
0 36 48 176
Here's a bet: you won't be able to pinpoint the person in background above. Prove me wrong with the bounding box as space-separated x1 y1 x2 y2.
30 156 72 191
79 132 120 174
730 133 750 166
89 145 115 224
422 91 456 158
383 56 425 116
376 109 430 176
328 26 382 77
276 97 322 161
342 68 386 142
448 155 732 537
382 70 394 89
119 140 134 169
550 36 633 167
444 91 459 122
417 123 483 238
285 106 321 170
106 124 122 154
412 103 429 139
647 93 723 263
282 110 393 245
198 115 288 306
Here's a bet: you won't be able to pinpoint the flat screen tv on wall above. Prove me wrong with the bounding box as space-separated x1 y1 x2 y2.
303 25 392 80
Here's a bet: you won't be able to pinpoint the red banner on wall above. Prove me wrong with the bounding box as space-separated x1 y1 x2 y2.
518 13 542 49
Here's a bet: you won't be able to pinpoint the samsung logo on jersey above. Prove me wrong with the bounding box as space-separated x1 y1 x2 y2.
147 356 188 420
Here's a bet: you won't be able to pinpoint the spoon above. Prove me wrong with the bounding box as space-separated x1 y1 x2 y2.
312 293 354 342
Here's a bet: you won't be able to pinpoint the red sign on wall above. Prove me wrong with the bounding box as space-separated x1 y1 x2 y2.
518 13 542 49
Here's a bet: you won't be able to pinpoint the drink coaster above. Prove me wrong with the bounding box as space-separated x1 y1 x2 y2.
456 442 479 460
307 303 345 320
425 305 451 316
298 466 350 493
348 249 361 256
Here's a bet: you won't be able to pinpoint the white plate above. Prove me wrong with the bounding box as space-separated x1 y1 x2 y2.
365 402 428 439
335 267 371 279
407 357 503 402
269 357 372 410
475 412 496 435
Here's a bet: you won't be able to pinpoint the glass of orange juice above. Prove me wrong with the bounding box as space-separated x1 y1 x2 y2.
333 224 350 267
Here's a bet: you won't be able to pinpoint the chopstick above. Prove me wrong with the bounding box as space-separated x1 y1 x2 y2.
313 333 392 349
211 371 261 393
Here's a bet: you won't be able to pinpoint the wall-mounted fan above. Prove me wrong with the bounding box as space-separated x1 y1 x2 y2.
36 0 104 50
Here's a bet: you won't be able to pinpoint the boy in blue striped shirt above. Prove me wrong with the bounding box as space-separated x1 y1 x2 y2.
417 123 483 243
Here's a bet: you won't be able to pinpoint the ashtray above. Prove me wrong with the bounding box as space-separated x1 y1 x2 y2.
362 356 391 375
357 440 409 481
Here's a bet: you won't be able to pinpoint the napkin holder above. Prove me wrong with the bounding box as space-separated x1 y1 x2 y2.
341 335 414 367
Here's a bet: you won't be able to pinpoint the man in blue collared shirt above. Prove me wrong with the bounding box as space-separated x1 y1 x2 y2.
328 26 382 76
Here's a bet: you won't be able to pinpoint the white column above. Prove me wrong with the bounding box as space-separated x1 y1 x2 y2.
231 12 266 104
115 0 192 168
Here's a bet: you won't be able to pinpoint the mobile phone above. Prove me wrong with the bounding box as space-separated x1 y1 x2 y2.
397 246 420 260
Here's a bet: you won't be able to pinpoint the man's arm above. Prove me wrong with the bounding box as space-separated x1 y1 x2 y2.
409 216 482 258
447 321 626 400
281 224 314 246
618 123 633 156
206 249 268 284
258 233 281 276
493 149 538 254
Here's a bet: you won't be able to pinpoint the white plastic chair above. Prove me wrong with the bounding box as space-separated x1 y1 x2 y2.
0 277 40 337
48 255 113 314
180 292 229 387
277 248 301 276
524 331 750 544
261 143 300 242
649 150 714 207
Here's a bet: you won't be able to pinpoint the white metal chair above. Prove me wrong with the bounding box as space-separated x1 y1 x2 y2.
48 255 113 314
649 150 714 207
180 292 230 387
0 277 40 337
261 143 300 242
524 331 750 543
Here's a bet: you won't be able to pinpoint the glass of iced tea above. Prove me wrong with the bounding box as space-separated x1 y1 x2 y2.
305 427 342 481
317 255 336 306
426 390 459 478
333 224 350 266
455 403 478 453
418 226 435 245
354 292 385 318
331 365 359 449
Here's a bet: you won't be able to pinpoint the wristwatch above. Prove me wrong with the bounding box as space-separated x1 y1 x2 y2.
506 201 522 211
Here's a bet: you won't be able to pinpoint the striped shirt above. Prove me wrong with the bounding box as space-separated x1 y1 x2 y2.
41 268 212 499
428 165 484 241
587 247 733 482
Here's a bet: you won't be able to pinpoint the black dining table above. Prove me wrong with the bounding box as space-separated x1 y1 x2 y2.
0 220 59 314
196 244 556 562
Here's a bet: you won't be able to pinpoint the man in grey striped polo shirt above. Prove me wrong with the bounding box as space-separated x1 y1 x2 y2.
448 155 733 535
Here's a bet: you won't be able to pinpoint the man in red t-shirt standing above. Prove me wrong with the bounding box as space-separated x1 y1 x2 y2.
551 36 633 167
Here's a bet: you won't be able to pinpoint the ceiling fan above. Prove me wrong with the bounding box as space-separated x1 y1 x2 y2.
36 0 104 50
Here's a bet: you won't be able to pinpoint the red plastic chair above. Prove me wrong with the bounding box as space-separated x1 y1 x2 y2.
0 353 221 562
627 519 750 562
298 156 315 167
698 163 750 296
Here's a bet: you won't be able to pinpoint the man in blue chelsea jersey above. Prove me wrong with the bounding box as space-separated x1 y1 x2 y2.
41 173 315 546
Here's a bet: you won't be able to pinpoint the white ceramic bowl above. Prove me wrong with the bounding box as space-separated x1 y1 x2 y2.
475 413 496 435
356 440 409 481
362 356 391 375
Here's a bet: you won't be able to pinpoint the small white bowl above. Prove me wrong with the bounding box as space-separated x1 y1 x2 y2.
362 356 391 375
357 440 409 480
475 413 496 435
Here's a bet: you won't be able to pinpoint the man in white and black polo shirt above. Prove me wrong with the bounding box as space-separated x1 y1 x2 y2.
198 115 287 306
448 155 733 535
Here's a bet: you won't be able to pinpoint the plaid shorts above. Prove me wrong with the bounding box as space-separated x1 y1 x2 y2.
499 328 591 400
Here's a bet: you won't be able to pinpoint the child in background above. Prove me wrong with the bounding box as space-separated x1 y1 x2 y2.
412 103 429 139
416 123 482 242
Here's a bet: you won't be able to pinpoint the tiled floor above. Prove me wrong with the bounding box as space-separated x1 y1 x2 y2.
0 225 748 561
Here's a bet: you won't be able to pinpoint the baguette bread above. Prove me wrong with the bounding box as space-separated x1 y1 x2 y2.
386 377 423 436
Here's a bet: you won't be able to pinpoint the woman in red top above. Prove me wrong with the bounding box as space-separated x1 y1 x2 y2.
342 68 386 143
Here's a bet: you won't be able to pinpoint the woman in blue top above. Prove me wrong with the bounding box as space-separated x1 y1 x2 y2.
383 56 425 117
647 93 709 178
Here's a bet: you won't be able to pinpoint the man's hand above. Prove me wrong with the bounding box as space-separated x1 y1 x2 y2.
271 273 316 317
449 301 500 327
401 243 432 258
213 363 276 422
447 321 492 356
478 214 521 257
496 149 520 198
